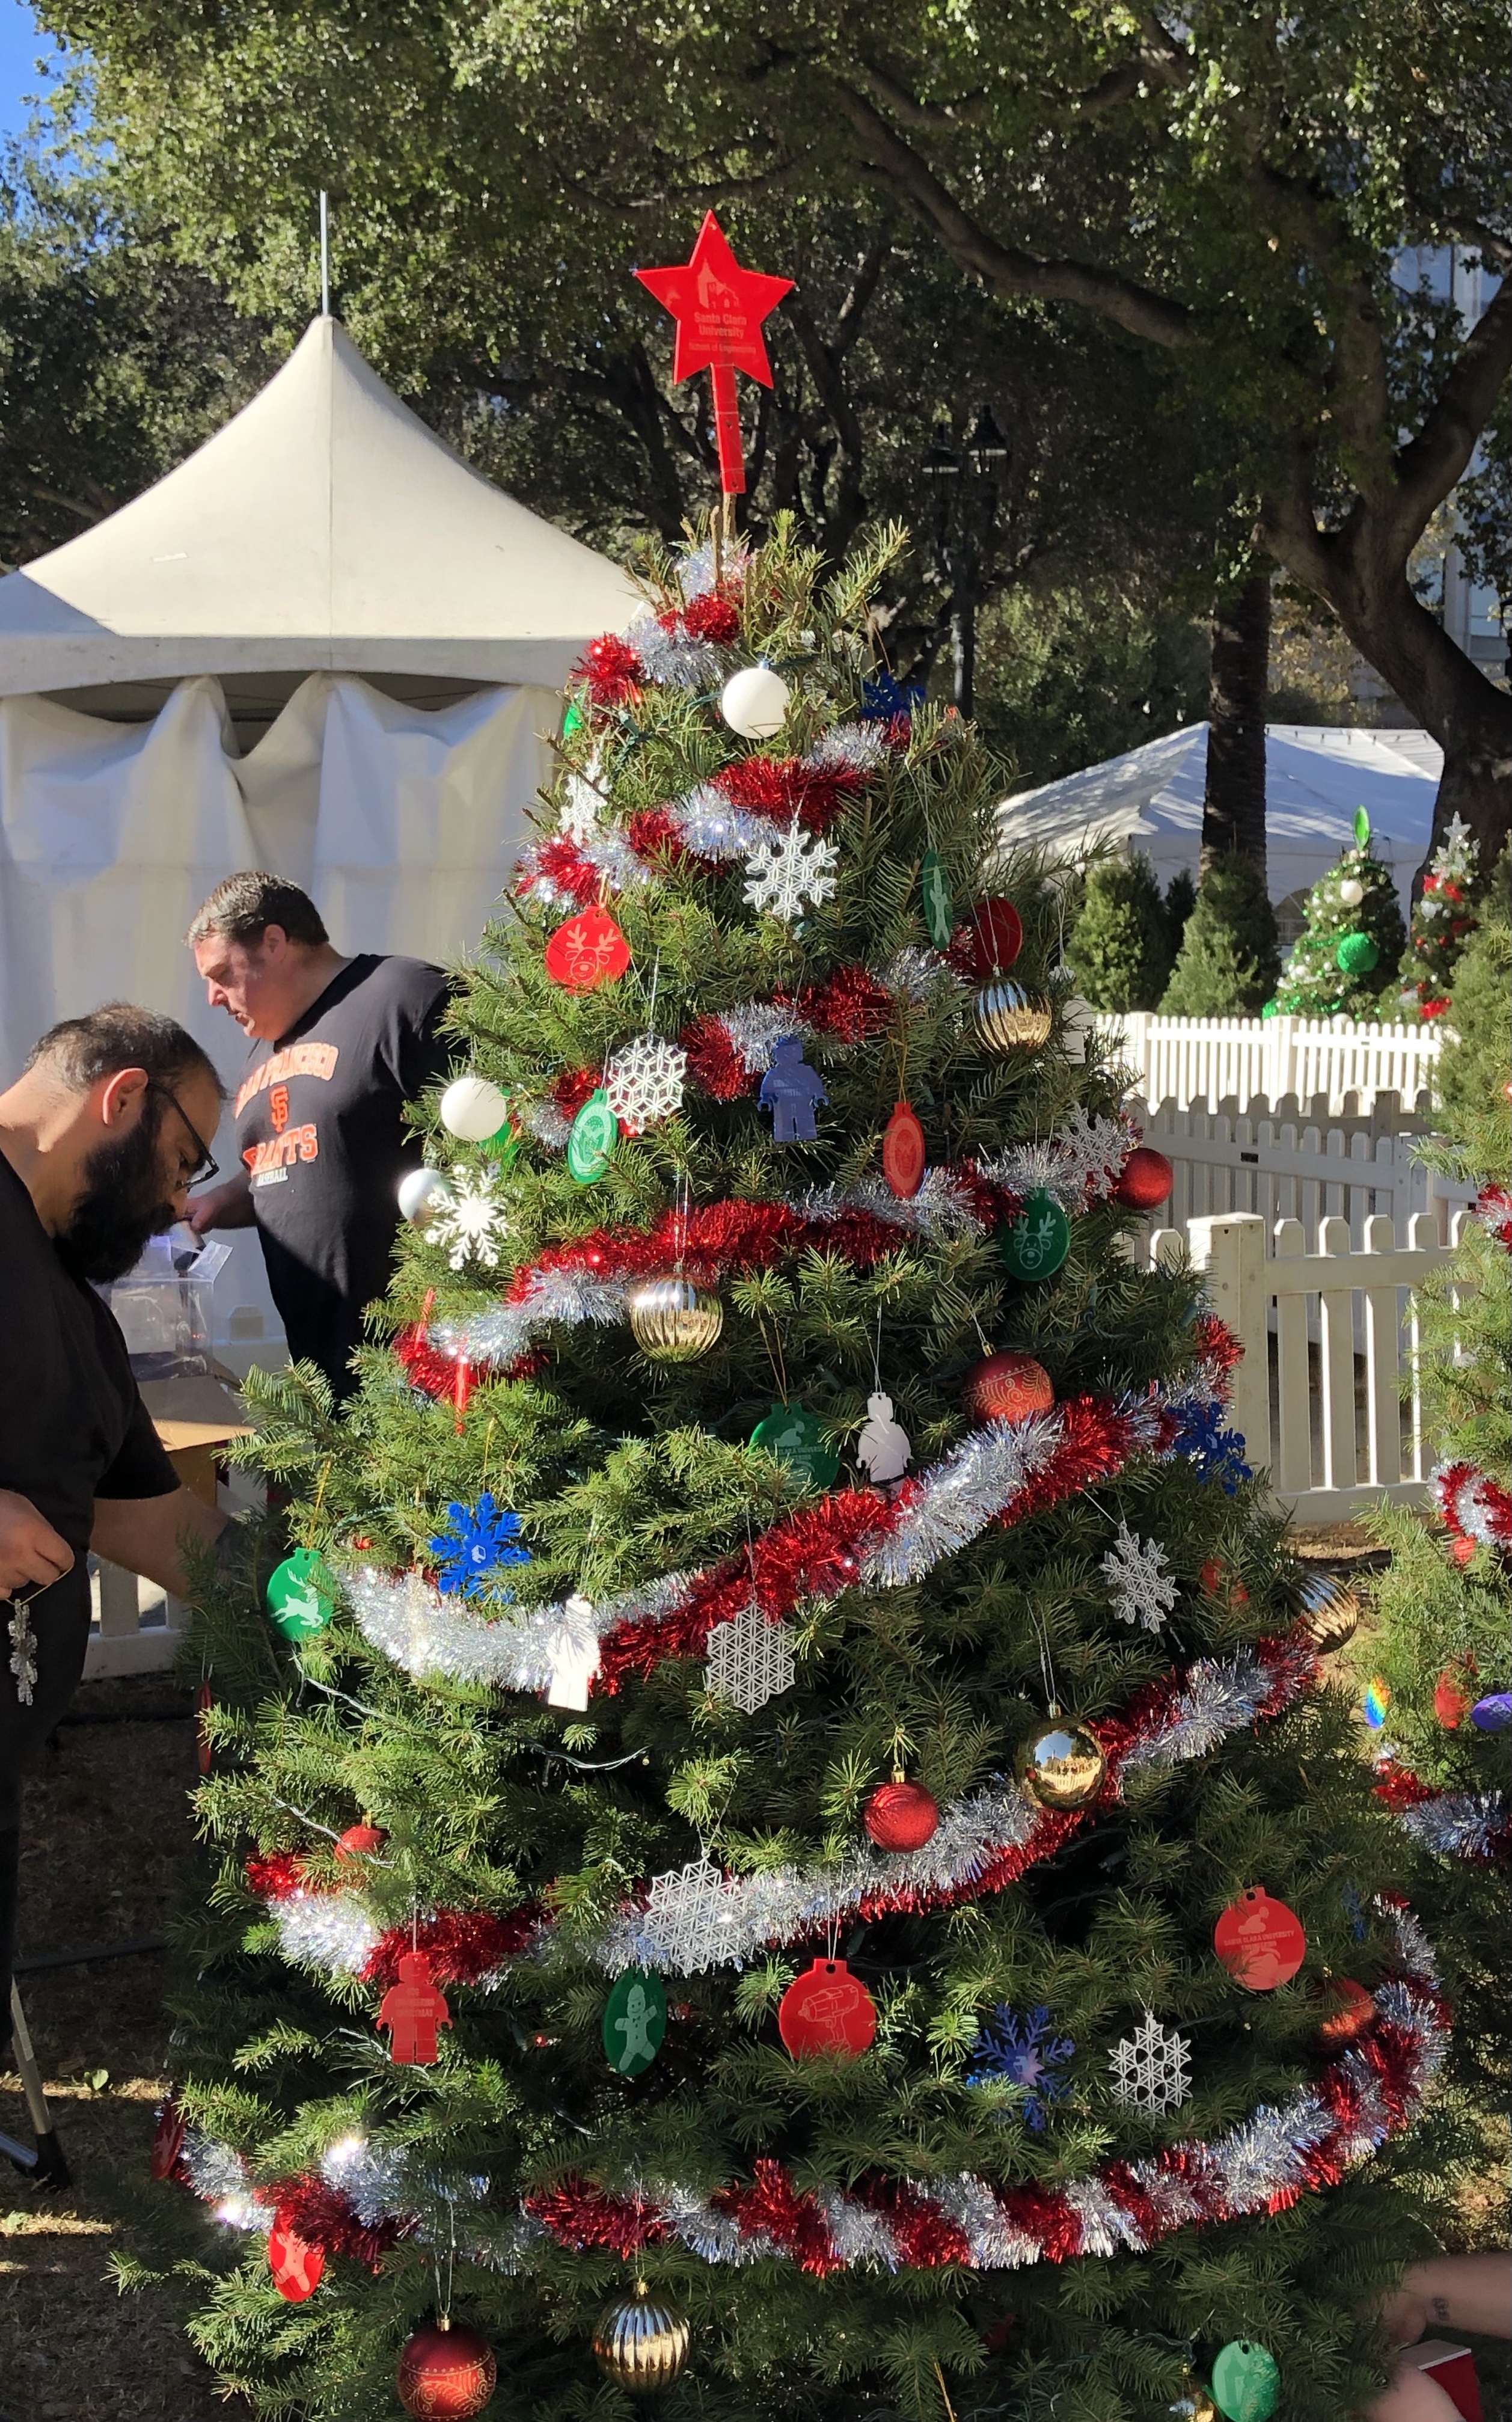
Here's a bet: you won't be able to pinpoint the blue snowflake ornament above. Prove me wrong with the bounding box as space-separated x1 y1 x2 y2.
861 672 926 723
429 1492 531 1598
967 2004 1076 2130
1168 1397 1252 1494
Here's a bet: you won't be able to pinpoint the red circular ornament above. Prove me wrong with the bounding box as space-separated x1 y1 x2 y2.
268 2221 325 2304
956 897 1024 979
778 1957 878 2059
864 1779 940 1852
1317 1976 1376 2042
1434 1669 1472 1727
1113 1146 1174 1210
397 2321 498 2420
149 2097 185 2181
543 907 632 992
881 1101 927 1200
335 1823 387 1863
963 1351 1054 1425
1213 1887 1307 1991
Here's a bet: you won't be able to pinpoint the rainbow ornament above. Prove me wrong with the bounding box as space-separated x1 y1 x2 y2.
1362 1677 1392 1729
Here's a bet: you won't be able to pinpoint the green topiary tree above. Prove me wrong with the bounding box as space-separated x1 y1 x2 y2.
150 524 1442 2422
1271 810 1407 1019
1159 854 1280 1014
1066 851 1174 1010
1435 839 1512 1133
1395 814 1480 1025
1161 868 1196 961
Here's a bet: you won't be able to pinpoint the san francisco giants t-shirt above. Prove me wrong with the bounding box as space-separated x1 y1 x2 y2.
234 955 451 1396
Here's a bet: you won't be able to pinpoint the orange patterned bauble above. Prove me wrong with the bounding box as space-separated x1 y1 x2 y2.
963 1352 1054 1424
397 2322 497 2419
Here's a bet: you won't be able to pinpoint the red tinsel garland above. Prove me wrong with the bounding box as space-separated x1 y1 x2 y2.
360 1905 546 1988
527 835 602 909
523 2177 669 2256
711 753 868 833
681 593 742 645
552 1066 601 1120
626 805 696 866
573 634 642 707
272 2175 412 2270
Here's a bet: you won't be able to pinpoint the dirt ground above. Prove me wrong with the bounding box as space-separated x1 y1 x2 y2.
0 1674 249 2422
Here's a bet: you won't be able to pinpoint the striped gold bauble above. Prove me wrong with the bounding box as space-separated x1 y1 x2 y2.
972 981 1053 1053
591 2287 690 2395
626 1274 724 1360
1297 1569 1360 1653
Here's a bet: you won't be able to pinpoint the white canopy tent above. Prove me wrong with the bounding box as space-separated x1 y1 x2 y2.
1000 721 1442 920
0 314 638 1361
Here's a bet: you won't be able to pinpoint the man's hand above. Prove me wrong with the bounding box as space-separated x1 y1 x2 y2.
92 1487 227 1601
186 1171 256 1233
0 1487 74 1595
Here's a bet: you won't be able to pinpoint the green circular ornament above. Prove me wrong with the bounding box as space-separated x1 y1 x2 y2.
602 1966 667 2077
751 1400 840 1489
1211 2342 1280 2422
1335 930 1379 975
568 1087 619 1184
999 1188 1071 1281
920 850 953 950
563 697 586 738
266 1549 337 1641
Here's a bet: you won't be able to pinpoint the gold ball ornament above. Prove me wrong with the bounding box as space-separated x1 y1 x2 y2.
591 2287 691 2396
972 981 1054 1054
626 1275 724 1361
1015 1713 1107 1810
1296 1569 1360 1653
1171 2379 1219 2422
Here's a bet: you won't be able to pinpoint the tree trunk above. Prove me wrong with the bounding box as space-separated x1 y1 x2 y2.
1200 572 1270 879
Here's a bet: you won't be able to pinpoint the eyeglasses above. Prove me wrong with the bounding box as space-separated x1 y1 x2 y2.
148 1081 220 1188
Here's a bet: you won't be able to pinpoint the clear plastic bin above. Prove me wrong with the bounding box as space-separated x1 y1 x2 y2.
103 1227 233 1381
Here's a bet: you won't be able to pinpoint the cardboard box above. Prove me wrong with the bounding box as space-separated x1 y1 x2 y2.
1399 2343 1483 2422
138 1373 252 1507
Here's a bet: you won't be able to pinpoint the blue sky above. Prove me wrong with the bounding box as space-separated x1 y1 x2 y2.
0 1 64 146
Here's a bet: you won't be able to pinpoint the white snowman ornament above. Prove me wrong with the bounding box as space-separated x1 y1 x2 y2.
857 1391 912 1486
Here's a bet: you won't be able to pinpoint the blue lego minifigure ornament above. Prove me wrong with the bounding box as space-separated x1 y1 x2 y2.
759 1035 827 1142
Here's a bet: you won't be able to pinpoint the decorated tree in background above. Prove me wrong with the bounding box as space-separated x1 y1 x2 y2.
1270 812 1407 1020
1160 855 1279 1016
1436 843 1512 1132
1395 817 1480 1025
1364 865 1510 2100
147 525 1447 2422
1066 854 1174 1012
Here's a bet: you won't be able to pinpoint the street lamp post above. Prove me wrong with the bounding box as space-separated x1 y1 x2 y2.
922 408 1010 718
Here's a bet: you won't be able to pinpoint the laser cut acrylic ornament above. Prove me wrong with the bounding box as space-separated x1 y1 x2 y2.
1213 1887 1306 1990
920 848 953 948
378 1950 451 2065
742 821 839 924
543 907 632 991
268 2221 325 2303
641 1859 730 1975
705 1602 796 1712
856 1390 912 1485
758 1035 827 1141
1100 1522 1180 1633
606 1034 687 1134
998 1188 1070 1279
1107 2010 1192 2114
778 1957 877 2058
881 1100 926 1198
567 1087 618 1183
751 1400 840 1488
602 1967 668 2076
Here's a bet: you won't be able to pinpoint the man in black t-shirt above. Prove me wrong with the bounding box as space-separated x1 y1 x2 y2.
0 1004 230 2022
185 873 452 1399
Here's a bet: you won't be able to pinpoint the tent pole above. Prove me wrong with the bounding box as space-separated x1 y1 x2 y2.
319 191 331 317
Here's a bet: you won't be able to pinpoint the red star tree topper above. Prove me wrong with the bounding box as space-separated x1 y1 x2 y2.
635 212 794 495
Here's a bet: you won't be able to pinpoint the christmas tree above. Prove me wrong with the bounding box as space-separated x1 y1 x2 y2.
1160 855 1279 1016
1395 815 1480 1024
153 526 1445 2422
1366 870 1510 2097
1270 810 1406 1020
1067 853 1174 1011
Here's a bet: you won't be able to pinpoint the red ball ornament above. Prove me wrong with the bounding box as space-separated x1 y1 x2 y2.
1434 1668 1472 1727
1113 1146 1174 1210
543 907 632 992
881 1100 926 1199
963 1351 1054 1425
955 897 1024 979
864 1779 940 1852
1317 1976 1376 2043
335 1824 387 1863
397 2320 498 2419
778 1957 877 2059
268 2220 325 2303
1213 1887 1307 1991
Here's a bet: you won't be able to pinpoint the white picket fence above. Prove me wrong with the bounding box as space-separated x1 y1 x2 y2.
1100 1011 1441 1112
1146 1209 1463 1522
1132 1091 1471 1244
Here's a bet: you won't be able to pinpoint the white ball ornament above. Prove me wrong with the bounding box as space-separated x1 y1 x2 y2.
397 1168 455 1225
1338 876 1365 907
439 1073 510 1143
719 664 791 740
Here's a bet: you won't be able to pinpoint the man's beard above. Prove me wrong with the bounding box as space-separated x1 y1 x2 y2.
57 1106 179 1284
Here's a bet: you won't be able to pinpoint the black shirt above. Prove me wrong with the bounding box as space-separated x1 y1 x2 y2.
234 954 451 1398
0 1151 179 1827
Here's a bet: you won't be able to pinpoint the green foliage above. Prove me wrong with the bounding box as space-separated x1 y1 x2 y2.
1161 856 1280 1016
150 524 1436 2421
1272 826 1407 1019
1395 819 1481 1025
1067 853 1175 1012
1436 844 1512 1155
974 580 1208 787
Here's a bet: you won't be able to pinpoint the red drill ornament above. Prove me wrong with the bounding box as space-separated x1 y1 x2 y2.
963 1352 1054 1425
779 1957 878 2059
397 2320 498 2419
864 1779 940 1852
268 2221 325 2303
1114 1146 1174 1210
378 1949 452 2065
636 213 794 495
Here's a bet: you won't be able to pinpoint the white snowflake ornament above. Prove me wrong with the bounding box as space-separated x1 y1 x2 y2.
641 1858 732 1975
9 1595 37 1706
426 1167 507 1273
1107 2010 1191 2115
606 1034 687 1134
560 750 605 844
705 1603 796 1713
742 820 839 925
1101 1522 1179 1633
